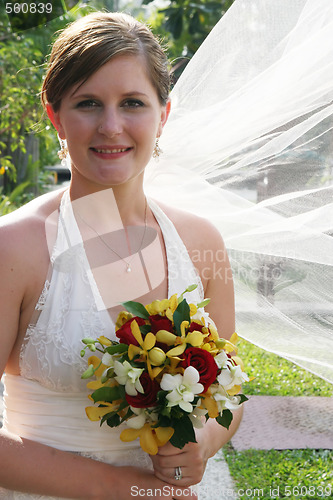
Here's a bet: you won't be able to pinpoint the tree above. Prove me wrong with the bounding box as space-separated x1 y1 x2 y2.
144 0 235 80
0 2 89 195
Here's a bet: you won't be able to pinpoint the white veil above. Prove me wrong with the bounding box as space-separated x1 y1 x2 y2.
144 0 333 383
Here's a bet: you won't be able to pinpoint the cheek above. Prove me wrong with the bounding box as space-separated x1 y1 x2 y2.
63 114 96 140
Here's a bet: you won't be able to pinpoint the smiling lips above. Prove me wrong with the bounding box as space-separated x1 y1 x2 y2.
90 146 132 158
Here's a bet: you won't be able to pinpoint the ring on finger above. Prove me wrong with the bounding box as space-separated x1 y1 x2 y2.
174 466 182 480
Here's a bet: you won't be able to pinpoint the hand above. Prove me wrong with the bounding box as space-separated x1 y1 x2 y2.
107 465 197 500
150 441 207 488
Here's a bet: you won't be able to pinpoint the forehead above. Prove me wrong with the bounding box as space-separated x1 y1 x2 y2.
70 54 157 98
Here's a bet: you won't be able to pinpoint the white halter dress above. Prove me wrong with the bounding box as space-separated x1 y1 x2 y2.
1 190 207 499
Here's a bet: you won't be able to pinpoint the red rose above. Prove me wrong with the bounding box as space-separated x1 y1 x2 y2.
149 314 173 334
181 347 218 392
116 317 146 346
125 372 160 408
188 322 205 333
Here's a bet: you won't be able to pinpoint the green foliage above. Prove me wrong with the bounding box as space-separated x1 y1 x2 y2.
0 182 31 215
121 300 150 319
223 445 333 499
239 340 332 397
0 2 90 196
169 413 197 449
145 0 235 79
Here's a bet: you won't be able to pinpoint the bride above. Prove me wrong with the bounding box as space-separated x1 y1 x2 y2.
2 0 333 497
0 10 241 500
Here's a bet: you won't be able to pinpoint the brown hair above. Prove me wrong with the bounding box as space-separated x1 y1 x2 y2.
41 12 170 111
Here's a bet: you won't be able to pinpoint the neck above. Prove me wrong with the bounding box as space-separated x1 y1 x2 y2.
69 177 148 227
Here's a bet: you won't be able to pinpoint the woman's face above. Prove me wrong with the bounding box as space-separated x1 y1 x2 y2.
49 54 169 193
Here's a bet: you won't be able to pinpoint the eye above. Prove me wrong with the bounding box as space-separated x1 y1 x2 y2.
76 99 100 108
122 99 145 109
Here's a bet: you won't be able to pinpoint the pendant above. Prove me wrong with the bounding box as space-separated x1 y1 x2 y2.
126 263 131 273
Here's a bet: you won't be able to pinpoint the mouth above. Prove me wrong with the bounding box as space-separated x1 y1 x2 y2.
91 147 132 154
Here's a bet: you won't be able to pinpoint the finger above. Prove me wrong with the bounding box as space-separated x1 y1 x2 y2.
151 451 186 469
154 441 184 456
154 465 201 488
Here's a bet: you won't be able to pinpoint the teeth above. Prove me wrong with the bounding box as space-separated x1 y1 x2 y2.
95 148 128 154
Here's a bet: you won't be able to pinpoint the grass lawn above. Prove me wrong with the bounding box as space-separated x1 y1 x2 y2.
221 340 333 499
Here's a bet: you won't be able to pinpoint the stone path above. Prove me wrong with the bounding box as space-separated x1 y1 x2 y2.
231 395 333 451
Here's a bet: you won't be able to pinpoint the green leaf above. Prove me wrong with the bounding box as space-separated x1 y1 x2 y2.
91 386 122 404
165 9 184 39
173 299 190 335
239 394 249 404
216 409 233 429
119 406 134 424
81 364 95 379
139 324 151 336
105 413 121 428
100 411 117 426
196 298 211 308
169 414 197 449
189 11 202 35
105 343 128 355
121 301 150 319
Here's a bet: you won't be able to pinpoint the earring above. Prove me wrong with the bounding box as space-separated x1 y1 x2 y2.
57 139 68 167
152 137 162 159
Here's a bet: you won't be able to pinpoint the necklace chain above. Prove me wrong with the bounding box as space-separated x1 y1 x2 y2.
77 198 148 273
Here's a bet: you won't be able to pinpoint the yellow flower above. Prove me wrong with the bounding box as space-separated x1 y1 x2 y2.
157 321 205 358
115 311 133 330
97 336 112 346
201 392 219 418
189 303 197 316
227 385 242 396
0 167 5 175
145 299 170 316
148 347 166 366
88 355 108 377
120 423 174 455
127 321 157 379
85 401 119 421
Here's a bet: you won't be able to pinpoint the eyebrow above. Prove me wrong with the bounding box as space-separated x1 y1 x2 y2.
70 91 149 100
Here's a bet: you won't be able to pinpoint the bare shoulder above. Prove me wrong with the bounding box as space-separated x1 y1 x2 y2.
0 188 65 263
155 200 225 253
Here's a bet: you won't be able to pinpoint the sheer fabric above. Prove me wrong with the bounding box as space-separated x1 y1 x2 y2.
144 0 333 382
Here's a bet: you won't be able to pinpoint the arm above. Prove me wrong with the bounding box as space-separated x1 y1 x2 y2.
0 429 197 499
151 218 243 487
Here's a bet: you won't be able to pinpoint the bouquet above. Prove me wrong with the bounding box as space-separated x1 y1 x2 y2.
80 285 249 455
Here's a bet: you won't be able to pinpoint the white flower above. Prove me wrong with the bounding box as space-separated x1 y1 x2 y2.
102 352 114 367
217 364 249 390
214 351 231 370
191 308 210 325
160 366 204 413
217 367 234 388
114 360 144 396
127 407 158 429
210 384 241 412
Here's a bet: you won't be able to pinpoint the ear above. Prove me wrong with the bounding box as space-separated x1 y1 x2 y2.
157 99 171 137
46 104 65 139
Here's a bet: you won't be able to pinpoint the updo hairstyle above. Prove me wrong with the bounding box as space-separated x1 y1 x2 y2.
41 12 170 112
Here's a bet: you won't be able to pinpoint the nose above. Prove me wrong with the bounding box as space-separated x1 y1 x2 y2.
98 108 123 137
